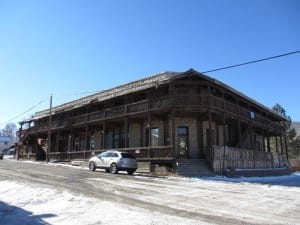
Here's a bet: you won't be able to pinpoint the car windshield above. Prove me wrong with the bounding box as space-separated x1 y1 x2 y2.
121 153 135 159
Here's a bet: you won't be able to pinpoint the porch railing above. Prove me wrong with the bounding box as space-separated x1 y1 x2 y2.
47 145 174 161
25 94 284 134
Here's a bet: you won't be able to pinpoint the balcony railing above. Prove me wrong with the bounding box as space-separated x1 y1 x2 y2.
25 94 284 134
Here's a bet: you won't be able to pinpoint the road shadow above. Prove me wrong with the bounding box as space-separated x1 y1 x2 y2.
0 201 56 225
203 172 300 188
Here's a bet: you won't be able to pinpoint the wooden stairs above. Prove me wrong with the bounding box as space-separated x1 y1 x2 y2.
176 159 215 177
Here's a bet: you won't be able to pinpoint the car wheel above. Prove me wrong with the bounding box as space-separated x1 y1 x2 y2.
89 161 96 171
127 169 136 175
110 163 118 174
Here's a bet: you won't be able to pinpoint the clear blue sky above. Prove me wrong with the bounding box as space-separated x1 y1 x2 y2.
0 0 299 128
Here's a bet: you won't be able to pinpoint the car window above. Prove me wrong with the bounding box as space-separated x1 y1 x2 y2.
99 152 108 158
112 153 119 157
106 152 114 157
121 153 135 159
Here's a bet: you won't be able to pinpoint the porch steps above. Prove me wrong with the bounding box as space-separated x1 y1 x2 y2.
176 159 214 177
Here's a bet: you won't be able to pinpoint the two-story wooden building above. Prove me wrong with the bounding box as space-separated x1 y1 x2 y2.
19 69 289 174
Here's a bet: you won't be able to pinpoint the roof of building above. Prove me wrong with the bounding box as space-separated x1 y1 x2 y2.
32 69 285 121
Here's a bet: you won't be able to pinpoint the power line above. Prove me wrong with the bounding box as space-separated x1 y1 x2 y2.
1 50 299 126
202 50 300 73
0 97 48 126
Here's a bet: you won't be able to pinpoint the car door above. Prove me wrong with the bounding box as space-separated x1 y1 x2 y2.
96 152 108 167
104 152 117 167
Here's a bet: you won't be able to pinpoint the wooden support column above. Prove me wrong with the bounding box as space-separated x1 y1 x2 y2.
147 110 152 158
84 125 88 159
280 135 284 154
222 111 227 175
237 119 241 148
275 136 279 153
85 125 88 150
267 135 271 153
171 109 176 157
208 92 212 150
249 123 253 150
262 129 266 152
163 117 169 146
170 83 176 158
140 120 144 147
124 117 128 148
69 128 73 152
284 135 289 160
237 98 241 148
102 121 106 149
56 131 60 152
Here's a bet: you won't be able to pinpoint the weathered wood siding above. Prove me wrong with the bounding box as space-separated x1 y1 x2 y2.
208 146 289 173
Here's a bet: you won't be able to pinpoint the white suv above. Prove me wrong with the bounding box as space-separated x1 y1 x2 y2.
88 151 137 175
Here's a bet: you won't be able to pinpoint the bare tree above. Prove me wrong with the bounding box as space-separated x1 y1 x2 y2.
2 123 17 137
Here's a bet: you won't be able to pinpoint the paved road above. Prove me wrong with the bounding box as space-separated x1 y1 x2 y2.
0 160 299 225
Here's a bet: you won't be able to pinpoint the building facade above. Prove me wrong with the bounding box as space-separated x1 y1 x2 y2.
19 69 289 174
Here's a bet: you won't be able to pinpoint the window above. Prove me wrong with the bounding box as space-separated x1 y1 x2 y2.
90 136 95 150
151 127 159 146
145 127 160 146
113 128 125 148
178 127 188 136
74 138 80 151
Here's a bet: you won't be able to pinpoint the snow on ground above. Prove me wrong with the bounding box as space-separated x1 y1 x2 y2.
0 180 209 225
1 159 300 225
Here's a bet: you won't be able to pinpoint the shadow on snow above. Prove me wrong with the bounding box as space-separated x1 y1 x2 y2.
0 201 56 225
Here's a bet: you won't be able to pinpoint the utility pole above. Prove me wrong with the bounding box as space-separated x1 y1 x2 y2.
47 94 53 163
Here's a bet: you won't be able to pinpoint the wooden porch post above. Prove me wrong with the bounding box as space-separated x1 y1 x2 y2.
124 117 128 148
140 120 144 147
102 121 106 149
237 119 241 148
208 91 212 150
262 129 266 152
249 123 253 150
267 134 271 153
170 83 176 158
84 125 88 159
56 131 60 152
198 119 204 158
280 135 284 154
275 136 279 153
147 109 152 158
284 135 289 160
171 109 176 157
222 111 227 175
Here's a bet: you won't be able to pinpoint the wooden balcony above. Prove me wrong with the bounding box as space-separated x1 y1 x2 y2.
25 94 284 134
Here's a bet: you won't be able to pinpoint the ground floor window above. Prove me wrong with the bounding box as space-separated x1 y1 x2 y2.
74 137 80 151
151 127 159 146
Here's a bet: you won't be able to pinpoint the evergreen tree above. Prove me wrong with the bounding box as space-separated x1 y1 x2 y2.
272 104 299 158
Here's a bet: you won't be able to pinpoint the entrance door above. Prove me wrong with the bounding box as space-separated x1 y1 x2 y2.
178 126 189 158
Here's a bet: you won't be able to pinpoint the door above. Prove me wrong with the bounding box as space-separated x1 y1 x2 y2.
178 126 189 158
